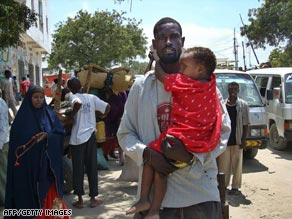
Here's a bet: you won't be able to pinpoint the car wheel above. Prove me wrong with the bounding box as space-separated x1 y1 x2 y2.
269 123 287 151
243 148 258 159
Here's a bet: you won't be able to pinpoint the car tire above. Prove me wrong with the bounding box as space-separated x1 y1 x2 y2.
243 148 258 159
269 123 287 151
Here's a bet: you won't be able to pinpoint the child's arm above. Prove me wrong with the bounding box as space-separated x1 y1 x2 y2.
155 61 166 83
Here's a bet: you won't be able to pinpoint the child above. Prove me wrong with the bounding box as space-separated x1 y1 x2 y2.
126 47 222 219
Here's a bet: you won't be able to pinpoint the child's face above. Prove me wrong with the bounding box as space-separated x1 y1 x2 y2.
179 52 208 80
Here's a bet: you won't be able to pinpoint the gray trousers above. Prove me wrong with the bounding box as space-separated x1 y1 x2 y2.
71 132 98 197
0 142 8 206
134 201 222 219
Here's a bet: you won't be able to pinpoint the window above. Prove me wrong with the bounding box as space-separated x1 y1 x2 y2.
38 0 43 32
255 76 269 98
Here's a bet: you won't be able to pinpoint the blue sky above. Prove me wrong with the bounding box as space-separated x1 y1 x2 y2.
49 0 272 68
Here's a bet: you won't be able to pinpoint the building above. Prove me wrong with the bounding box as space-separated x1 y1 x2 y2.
0 0 50 87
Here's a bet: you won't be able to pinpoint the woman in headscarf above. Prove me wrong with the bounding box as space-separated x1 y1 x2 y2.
5 85 70 219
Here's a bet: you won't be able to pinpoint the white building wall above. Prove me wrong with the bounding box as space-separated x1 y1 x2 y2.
0 0 51 88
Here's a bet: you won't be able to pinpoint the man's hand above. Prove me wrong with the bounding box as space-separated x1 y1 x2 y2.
240 138 247 150
161 135 193 163
143 147 177 175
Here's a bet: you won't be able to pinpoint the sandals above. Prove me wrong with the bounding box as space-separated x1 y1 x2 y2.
72 200 84 209
89 198 102 208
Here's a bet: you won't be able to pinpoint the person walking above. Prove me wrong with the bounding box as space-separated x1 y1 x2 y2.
5 85 69 218
126 47 223 219
117 17 231 219
67 78 110 208
217 81 249 195
0 70 18 123
20 76 32 98
0 90 9 206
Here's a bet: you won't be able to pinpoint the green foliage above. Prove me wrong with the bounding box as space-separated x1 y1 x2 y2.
126 60 149 75
0 0 38 49
269 46 292 67
48 10 147 69
241 0 292 66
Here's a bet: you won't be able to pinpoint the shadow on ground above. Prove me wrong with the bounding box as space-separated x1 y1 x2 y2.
63 159 137 219
242 158 268 174
226 190 252 207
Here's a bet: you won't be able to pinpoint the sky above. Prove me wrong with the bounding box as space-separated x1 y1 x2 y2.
49 0 273 69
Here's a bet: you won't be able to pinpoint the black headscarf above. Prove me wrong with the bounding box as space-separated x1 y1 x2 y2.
5 85 65 216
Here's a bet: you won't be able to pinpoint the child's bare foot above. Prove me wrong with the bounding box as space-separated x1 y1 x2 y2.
126 201 151 215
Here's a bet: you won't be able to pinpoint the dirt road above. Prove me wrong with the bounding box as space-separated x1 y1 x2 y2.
1 146 292 219
229 146 292 219
62 146 292 219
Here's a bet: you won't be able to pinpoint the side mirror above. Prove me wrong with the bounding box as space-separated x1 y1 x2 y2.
267 89 273 100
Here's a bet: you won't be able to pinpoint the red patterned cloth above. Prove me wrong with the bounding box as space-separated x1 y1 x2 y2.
37 182 71 219
150 73 222 153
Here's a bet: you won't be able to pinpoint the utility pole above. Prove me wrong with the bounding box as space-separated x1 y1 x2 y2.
242 41 247 71
233 28 239 70
239 14 260 65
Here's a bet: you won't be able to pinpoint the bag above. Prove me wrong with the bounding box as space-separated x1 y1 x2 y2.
96 121 106 143
97 147 109 170
117 155 139 182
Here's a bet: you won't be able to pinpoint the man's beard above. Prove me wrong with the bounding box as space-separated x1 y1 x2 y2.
160 54 180 64
160 47 181 64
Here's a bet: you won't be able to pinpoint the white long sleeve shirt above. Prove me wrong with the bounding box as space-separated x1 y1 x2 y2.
117 72 231 208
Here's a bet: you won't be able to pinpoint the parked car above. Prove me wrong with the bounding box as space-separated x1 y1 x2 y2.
248 67 292 150
215 69 268 159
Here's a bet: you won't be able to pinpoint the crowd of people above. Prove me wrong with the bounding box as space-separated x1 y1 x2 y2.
0 16 253 219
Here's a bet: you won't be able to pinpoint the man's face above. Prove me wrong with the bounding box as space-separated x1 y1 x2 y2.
228 84 239 97
152 22 184 64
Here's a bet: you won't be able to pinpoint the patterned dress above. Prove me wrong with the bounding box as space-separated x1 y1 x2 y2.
149 73 222 153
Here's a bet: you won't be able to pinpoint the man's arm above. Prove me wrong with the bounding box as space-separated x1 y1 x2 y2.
241 101 250 149
96 104 111 119
144 51 154 74
117 78 177 175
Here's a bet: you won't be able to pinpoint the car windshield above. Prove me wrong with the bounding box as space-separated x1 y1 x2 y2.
285 73 292 103
216 73 264 107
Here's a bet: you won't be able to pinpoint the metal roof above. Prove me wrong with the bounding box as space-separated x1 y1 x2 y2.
247 67 292 76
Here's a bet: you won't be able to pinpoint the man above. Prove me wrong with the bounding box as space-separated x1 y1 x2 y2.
67 78 110 208
117 17 231 219
0 70 18 123
20 76 32 98
218 82 249 195
0 89 9 206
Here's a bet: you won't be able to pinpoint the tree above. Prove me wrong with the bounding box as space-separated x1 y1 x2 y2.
48 10 147 69
269 46 292 67
241 0 292 66
0 0 38 50
127 60 149 75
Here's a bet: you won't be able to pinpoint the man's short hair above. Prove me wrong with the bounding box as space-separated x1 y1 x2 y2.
228 81 240 89
153 17 182 38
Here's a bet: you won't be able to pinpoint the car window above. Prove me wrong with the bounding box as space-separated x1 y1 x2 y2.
216 73 263 106
285 73 292 103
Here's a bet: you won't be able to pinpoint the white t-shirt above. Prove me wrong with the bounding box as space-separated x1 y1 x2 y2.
69 93 108 145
